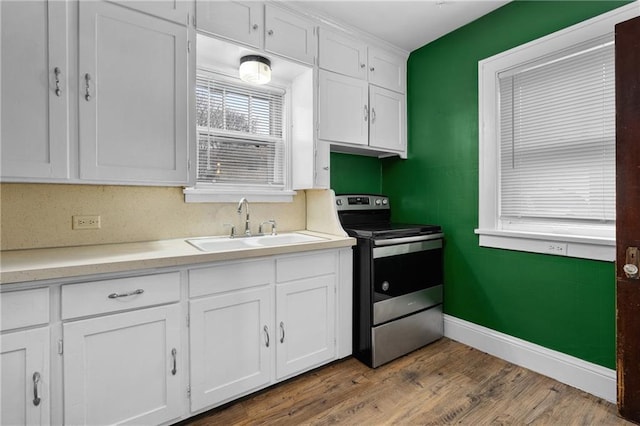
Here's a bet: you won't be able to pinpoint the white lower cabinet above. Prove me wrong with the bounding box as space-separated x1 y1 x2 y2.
0 327 50 426
63 304 182 425
189 286 272 411
275 275 335 379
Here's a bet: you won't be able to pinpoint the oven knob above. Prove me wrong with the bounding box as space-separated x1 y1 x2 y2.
382 199 388 205
375 199 381 205
381 281 390 292
336 199 342 206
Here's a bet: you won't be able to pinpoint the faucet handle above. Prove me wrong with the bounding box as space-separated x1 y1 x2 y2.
223 223 236 238
259 220 277 235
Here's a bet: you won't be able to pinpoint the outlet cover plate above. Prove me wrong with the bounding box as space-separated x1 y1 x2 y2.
72 215 101 230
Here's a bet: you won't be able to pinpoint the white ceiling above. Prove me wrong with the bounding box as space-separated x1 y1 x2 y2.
300 0 510 53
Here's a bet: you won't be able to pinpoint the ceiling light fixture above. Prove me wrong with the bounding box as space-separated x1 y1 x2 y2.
239 55 271 85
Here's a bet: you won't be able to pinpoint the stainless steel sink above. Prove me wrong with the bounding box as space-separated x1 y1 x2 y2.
186 233 326 252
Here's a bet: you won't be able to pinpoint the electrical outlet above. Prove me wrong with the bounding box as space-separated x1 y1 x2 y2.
72 215 101 230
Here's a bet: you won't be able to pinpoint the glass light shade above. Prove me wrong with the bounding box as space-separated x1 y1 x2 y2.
239 55 271 84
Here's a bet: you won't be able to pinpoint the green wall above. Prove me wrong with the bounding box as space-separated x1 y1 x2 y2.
379 1 630 369
330 152 382 194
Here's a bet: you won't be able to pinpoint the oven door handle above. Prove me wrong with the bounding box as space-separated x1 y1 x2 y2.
374 233 444 246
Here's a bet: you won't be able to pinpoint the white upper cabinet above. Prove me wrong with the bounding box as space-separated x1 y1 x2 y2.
110 0 190 24
368 46 406 94
318 28 367 80
0 0 69 180
195 1 263 48
264 5 316 65
78 1 189 184
369 85 406 152
318 70 369 146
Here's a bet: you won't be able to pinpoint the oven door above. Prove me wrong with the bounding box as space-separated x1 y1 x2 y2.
372 234 443 325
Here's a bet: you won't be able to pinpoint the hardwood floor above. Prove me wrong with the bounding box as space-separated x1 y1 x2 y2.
184 338 630 425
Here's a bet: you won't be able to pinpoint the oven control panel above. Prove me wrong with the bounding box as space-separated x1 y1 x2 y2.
335 194 389 211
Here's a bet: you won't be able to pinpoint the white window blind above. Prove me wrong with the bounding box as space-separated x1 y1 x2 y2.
498 35 615 225
196 74 285 187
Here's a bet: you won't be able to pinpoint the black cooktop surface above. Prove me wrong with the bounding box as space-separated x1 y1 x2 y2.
342 222 442 239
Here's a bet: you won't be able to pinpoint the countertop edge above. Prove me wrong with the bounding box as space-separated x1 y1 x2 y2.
0 232 356 286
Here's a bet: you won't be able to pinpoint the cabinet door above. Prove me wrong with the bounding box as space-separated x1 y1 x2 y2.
368 46 406 94
318 70 368 146
110 0 189 24
195 0 263 48
0 0 69 180
1 328 50 426
318 27 367 79
369 85 406 152
78 1 189 185
190 287 272 411
276 275 335 379
265 5 316 65
63 304 182 425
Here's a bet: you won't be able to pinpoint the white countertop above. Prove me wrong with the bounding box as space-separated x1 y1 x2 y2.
0 231 355 285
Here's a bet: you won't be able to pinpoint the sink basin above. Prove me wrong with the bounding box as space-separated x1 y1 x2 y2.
186 233 326 252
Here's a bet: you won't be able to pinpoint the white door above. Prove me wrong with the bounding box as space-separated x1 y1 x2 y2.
264 5 316 65
368 46 406 93
1 328 50 426
369 85 406 152
195 0 263 48
189 287 272 412
318 27 367 79
276 275 335 379
78 1 189 185
318 70 369 146
0 0 69 180
63 304 182 426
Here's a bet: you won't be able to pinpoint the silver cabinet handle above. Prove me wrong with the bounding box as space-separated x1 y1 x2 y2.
108 289 144 299
279 321 285 343
84 73 92 101
54 67 62 96
263 325 270 347
268 29 274 36
360 63 365 68
371 107 376 124
33 372 41 406
322 166 329 171
252 24 258 30
171 348 177 375
364 105 369 122
370 66 375 72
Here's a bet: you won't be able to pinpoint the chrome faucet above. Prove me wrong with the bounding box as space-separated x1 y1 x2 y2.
237 197 251 236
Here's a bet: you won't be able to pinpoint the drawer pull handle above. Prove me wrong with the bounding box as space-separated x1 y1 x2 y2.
84 73 92 101
54 67 62 96
171 348 177 375
33 372 41 406
108 289 144 299
279 321 285 343
263 325 270 347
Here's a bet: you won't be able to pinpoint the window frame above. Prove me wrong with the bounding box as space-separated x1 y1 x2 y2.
476 3 639 261
184 69 296 203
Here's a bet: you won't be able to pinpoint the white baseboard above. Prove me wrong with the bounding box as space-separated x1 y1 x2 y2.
444 314 617 403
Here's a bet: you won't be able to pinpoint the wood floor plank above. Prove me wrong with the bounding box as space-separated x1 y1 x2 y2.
182 338 630 425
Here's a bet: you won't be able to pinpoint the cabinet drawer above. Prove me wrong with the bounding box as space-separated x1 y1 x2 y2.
61 272 180 320
0 287 50 331
277 252 336 283
189 259 274 298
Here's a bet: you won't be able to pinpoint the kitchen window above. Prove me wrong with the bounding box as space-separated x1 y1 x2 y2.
184 71 294 202
476 4 638 261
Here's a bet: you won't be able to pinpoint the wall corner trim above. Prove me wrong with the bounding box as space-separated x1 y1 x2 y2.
444 314 616 403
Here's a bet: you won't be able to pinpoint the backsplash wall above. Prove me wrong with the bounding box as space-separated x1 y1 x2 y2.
0 183 306 251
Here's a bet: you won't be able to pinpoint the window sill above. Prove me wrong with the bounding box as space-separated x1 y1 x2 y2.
474 229 615 262
183 187 297 203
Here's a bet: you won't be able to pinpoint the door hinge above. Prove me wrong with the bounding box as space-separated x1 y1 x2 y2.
186 314 190 327
57 339 63 355
187 385 191 398
187 40 192 53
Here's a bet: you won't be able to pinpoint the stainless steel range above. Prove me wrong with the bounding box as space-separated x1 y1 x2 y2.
336 194 444 368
